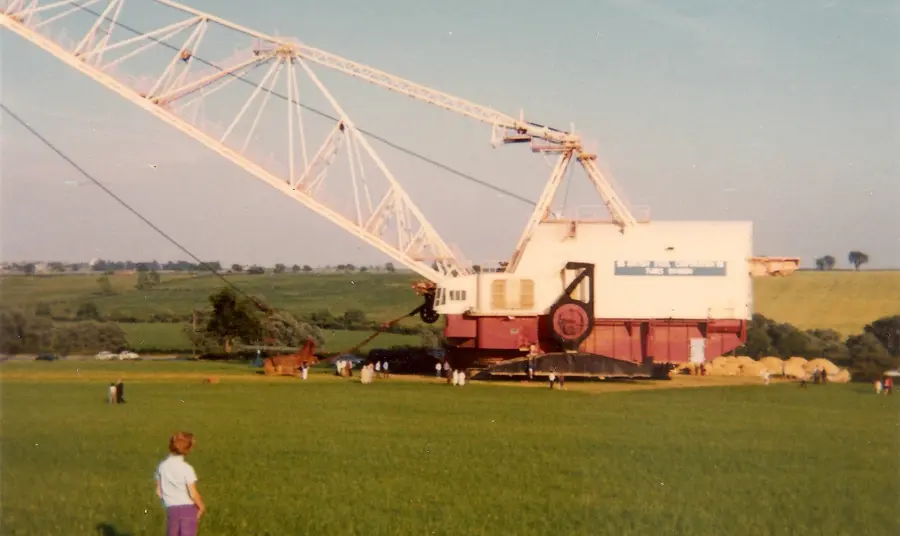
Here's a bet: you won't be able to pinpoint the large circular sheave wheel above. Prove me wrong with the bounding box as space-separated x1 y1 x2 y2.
550 300 592 346
419 307 440 324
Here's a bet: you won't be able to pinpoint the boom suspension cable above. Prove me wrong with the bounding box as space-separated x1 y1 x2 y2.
3 102 430 355
57 1 538 207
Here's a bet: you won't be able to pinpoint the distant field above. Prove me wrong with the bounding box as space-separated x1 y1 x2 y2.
115 322 418 353
1 361 896 535
0 272 422 321
2 270 898 348
754 270 900 335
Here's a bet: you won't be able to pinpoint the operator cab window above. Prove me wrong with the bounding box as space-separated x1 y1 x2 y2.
447 290 467 301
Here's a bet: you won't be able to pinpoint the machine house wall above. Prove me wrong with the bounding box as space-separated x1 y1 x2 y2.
511 220 754 321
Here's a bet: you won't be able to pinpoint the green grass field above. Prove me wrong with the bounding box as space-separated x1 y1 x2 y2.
0 272 423 322
1 361 896 535
116 322 418 353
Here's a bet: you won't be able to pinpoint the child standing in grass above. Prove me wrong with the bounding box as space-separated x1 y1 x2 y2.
155 432 206 536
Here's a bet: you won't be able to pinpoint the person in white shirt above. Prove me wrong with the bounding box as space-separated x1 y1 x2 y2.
375 361 382 378
458 370 466 386
300 361 309 381
155 431 206 536
435 362 442 378
382 361 389 378
452 369 460 386
335 359 344 377
107 383 117 404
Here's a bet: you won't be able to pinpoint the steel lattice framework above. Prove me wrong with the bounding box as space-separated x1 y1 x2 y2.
1 0 637 282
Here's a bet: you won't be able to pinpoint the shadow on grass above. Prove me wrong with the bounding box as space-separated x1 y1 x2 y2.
96 523 132 536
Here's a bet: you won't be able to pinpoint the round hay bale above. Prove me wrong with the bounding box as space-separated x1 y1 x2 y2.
830 369 851 383
786 356 808 367
760 357 785 375
734 356 756 367
708 362 741 376
804 358 840 375
783 363 807 379
740 361 768 377
711 356 735 368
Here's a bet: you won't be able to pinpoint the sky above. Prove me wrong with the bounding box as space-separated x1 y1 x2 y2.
1 0 898 269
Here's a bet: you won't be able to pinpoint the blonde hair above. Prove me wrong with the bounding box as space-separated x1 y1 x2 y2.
168 431 196 455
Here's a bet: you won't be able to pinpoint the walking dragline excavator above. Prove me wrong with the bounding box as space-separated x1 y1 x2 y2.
3 0 794 377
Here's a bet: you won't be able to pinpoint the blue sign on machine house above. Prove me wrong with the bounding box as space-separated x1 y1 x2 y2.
614 260 728 276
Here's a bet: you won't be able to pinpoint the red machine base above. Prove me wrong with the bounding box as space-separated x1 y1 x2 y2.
443 314 747 368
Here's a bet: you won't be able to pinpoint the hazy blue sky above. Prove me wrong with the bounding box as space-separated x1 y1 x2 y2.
2 0 898 269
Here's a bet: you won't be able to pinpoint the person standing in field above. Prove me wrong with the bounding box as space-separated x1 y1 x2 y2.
300 361 309 381
382 360 389 378
435 361 442 378
155 432 206 536
107 382 117 404
375 360 382 378
884 376 894 395
115 378 126 403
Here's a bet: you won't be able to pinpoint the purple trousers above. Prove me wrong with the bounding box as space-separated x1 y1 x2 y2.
166 504 198 536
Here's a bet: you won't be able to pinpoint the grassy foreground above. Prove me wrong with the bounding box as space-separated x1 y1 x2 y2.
1 361 897 535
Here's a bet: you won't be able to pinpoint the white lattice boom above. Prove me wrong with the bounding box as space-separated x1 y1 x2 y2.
1 0 637 282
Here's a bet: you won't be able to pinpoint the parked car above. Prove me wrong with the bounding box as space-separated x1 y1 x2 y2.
35 353 60 361
336 354 366 368
118 351 140 360
95 351 118 361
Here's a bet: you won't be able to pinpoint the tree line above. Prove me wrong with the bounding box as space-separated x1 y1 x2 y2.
735 313 898 380
8 260 403 275
815 251 870 271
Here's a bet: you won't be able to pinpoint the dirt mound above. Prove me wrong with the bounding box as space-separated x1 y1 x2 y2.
829 369 851 383
739 361 768 377
710 356 735 368
759 357 784 374
708 362 741 376
804 358 840 375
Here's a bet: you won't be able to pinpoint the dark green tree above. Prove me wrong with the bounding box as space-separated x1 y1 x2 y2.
205 287 261 352
260 311 325 348
864 315 900 357
0 309 53 353
848 251 869 270
96 275 115 295
846 332 897 381
342 309 368 329
76 301 101 321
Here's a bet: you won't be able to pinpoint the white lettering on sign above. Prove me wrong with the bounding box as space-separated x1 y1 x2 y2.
614 261 728 276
